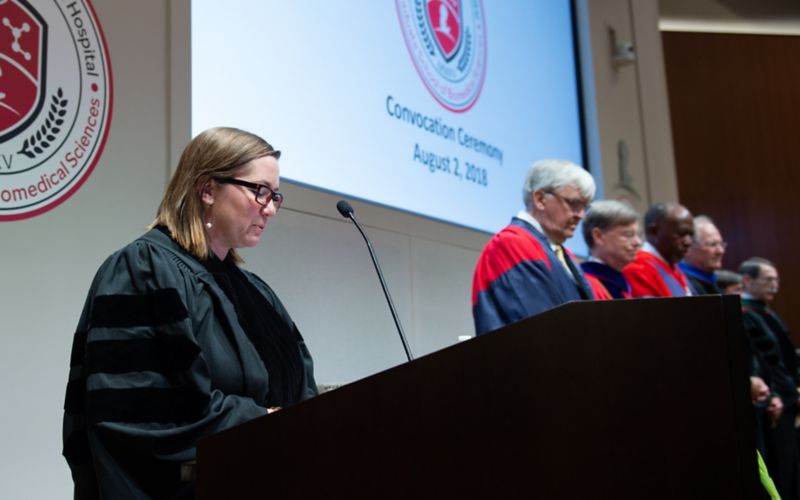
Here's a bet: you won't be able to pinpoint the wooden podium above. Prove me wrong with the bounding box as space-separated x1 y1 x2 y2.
196 295 762 499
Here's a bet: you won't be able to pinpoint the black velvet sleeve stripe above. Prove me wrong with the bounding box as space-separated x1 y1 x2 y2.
69 330 87 368
86 336 201 375
86 387 208 424
90 288 188 329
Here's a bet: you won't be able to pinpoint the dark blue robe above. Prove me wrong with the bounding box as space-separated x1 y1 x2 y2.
678 262 721 295
580 261 631 299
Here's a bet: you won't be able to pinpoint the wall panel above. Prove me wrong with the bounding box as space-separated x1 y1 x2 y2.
663 31 800 337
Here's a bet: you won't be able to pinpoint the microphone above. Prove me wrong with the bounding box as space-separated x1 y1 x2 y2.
336 200 414 361
336 200 353 218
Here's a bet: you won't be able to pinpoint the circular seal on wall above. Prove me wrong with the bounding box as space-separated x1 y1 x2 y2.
395 0 486 113
0 0 112 221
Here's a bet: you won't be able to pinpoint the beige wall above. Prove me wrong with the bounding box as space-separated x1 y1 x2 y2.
0 2 173 497
580 0 679 213
0 1 675 497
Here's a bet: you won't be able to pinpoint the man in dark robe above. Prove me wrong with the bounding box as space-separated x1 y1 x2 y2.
740 257 799 500
472 159 595 335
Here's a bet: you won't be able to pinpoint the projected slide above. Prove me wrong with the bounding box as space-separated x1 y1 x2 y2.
192 0 584 233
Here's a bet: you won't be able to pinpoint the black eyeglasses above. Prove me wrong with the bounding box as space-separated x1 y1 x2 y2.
214 177 284 210
545 190 590 213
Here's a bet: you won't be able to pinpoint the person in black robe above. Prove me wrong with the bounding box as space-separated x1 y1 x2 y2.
740 257 799 500
63 127 318 499
716 269 743 295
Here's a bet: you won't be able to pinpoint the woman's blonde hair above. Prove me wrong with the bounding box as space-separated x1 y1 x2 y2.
148 127 280 263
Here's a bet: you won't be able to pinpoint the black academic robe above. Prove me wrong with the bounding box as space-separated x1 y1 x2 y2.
62 228 317 499
741 298 799 500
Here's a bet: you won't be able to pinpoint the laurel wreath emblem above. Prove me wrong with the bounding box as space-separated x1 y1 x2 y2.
17 87 68 159
415 0 436 57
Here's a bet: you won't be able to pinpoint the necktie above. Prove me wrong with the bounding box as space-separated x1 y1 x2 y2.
555 245 590 298
554 245 570 272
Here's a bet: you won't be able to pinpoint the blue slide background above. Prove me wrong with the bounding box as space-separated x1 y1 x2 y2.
192 1 583 234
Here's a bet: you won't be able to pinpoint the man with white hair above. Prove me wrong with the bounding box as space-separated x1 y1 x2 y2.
580 200 642 299
679 215 726 295
472 159 595 335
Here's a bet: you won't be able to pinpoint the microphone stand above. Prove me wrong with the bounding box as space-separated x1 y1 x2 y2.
338 201 414 362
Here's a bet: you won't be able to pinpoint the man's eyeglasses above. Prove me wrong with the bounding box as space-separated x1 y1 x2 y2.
545 190 590 214
699 240 727 250
214 177 284 210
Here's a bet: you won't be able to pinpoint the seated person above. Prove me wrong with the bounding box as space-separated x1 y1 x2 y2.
716 269 743 295
623 202 694 297
580 200 641 299
679 215 726 295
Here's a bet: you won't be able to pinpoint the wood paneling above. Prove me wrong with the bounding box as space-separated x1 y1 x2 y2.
663 31 800 339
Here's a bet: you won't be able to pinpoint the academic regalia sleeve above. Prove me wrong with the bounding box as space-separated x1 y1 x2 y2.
586 274 613 301
623 254 668 298
742 310 797 405
472 226 560 335
63 240 269 499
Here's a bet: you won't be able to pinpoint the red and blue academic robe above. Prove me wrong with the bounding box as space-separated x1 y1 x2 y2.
585 274 613 300
581 261 632 299
623 250 691 298
472 217 593 335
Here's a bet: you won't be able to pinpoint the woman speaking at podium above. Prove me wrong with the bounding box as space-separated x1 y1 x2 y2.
62 127 318 499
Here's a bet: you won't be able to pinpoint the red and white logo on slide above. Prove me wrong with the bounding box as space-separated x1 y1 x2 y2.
396 0 486 113
0 0 112 221
428 0 460 61
0 0 45 143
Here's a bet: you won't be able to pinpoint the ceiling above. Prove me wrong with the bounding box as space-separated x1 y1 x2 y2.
659 0 800 34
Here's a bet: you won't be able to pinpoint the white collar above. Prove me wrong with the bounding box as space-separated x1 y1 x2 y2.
642 241 669 265
516 210 559 252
